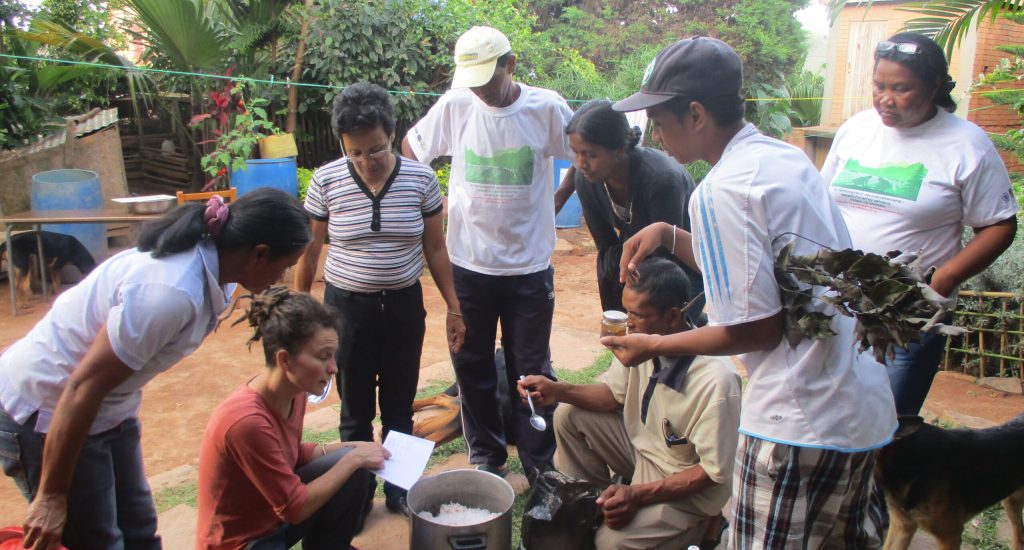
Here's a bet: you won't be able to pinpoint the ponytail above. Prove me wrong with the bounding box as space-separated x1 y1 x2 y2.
137 204 206 258
138 187 311 259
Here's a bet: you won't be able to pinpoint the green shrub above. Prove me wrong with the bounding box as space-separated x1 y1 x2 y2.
434 162 450 196
297 167 314 202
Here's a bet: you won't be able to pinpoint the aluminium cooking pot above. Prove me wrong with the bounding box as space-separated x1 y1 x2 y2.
408 469 515 550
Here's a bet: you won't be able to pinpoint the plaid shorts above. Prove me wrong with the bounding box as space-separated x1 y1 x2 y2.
729 434 886 549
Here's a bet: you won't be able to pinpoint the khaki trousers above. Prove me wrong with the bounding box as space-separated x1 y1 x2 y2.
553 404 710 550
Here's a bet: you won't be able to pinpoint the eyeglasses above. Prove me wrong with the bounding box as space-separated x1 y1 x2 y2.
343 140 392 163
662 419 687 447
876 41 920 56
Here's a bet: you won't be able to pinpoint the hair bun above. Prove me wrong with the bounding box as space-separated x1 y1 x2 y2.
231 286 293 347
943 75 956 93
627 126 643 149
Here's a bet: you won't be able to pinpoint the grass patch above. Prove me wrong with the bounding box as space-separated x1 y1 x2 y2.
555 350 612 385
510 485 532 549
416 378 455 399
428 436 468 469
153 480 197 513
302 427 338 444
963 504 1009 550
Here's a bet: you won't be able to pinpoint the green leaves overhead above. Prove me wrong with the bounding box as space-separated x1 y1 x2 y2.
900 0 1024 58
775 243 966 363
124 0 230 72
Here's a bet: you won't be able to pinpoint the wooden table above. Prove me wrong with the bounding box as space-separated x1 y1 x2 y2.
0 208 163 314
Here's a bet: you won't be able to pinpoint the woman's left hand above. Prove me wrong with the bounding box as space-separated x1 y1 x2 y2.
23 492 67 550
446 312 466 354
928 267 958 298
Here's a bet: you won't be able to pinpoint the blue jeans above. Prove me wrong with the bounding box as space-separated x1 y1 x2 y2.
886 331 947 416
244 448 372 549
0 409 160 550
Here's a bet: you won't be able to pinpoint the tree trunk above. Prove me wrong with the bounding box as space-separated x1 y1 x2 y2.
285 0 314 134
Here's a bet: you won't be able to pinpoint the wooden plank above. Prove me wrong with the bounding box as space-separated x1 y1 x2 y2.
842 21 888 120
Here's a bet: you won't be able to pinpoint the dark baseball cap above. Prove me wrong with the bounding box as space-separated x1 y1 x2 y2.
613 37 743 112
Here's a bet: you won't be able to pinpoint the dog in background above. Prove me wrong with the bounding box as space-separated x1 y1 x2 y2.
0 231 96 303
876 413 1024 550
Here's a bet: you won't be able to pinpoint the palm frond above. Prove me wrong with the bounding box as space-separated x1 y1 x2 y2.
123 0 229 72
900 0 1024 57
17 18 155 108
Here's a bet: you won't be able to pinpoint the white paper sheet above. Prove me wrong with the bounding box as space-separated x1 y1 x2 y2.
374 431 435 490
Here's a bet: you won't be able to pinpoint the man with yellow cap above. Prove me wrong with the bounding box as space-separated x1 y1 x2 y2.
402 26 574 483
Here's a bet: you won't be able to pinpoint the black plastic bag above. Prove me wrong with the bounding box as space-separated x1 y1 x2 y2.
520 470 602 550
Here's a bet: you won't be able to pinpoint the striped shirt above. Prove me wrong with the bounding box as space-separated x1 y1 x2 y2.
305 155 443 293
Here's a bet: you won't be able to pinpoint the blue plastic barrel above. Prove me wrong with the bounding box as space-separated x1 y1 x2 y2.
556 192 583 229
230 158 298 197
553 158 582 228
30 169 108 261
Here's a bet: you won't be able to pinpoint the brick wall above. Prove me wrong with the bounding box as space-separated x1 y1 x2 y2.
966 17 1024 171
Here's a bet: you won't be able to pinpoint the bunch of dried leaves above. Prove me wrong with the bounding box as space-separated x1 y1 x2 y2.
774 243 966 363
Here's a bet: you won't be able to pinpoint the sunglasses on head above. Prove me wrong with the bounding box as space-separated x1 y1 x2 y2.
877 41 920 56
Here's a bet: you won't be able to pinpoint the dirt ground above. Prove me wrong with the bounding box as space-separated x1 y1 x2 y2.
1 224 1024 530
0 226 604 523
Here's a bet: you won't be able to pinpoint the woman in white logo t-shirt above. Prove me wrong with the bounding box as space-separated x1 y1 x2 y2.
821 32 1018 415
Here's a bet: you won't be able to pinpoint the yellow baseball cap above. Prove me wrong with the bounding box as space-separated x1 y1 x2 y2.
452 26 512 89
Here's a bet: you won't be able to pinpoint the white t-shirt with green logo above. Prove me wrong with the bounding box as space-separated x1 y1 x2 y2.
407 84 573 275
822 109 1018 276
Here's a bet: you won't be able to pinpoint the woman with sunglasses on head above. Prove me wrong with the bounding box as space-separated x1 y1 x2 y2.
0 188 311 550
565 100 703 319
196 288 389 550
821 32 1018 415
294 82 464 517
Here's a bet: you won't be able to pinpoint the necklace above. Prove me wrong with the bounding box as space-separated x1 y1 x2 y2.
603 182 633 225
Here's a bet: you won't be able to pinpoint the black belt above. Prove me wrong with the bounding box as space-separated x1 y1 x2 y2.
328 281 420 299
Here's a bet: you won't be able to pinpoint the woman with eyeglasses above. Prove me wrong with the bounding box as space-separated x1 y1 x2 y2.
821 32 1018 415
294 82 464 517
565 100 703 318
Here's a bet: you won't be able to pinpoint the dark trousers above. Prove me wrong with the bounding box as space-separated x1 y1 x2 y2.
245 447 373 549
451 264 557 471
0 410 160 550
323 282 425 497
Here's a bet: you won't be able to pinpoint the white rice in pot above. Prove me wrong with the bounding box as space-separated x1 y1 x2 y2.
419 502 499 526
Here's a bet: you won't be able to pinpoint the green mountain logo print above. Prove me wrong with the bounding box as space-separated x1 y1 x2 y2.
465 146 534 185
832 159 928 201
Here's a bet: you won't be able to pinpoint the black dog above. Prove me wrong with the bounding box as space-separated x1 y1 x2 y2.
1 231 96 302
876 413 1024 550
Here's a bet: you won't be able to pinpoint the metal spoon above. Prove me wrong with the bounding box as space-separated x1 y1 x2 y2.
307 377 333 404
519 375 547 431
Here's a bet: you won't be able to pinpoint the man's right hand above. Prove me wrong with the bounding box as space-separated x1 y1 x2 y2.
517 375 560 407
23 492 67 550
343 442 391 471
619 222 672 286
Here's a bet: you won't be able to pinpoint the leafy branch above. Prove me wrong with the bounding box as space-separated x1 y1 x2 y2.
775 243 966 363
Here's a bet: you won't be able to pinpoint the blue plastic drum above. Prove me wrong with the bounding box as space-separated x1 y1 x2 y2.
230 158 298 197
30 169 108 261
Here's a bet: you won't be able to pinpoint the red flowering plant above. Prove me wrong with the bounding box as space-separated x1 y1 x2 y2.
189 75 281 190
